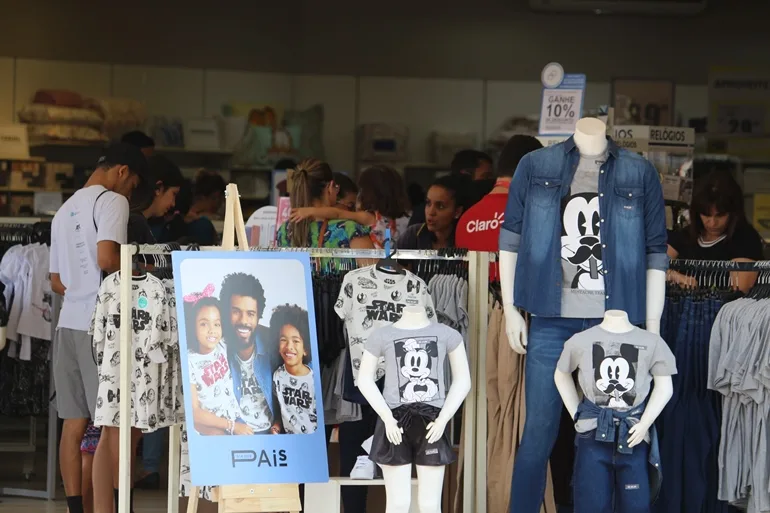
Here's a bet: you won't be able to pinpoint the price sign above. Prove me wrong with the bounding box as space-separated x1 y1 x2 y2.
612 78 674 126
538 63 586 136
715 105 765 135
709 68 770 137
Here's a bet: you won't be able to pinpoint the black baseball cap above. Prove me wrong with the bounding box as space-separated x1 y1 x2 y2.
96 142 152 183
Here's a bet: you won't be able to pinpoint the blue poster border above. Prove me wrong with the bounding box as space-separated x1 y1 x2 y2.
172 250 329 486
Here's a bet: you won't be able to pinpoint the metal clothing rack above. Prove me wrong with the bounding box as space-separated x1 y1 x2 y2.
0 220 58 500
116 244 492 513
670 259 770 272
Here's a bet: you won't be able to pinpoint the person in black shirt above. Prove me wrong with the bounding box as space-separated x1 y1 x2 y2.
399 174 471 250
408 150 492 226
667 170 763 292
127 155 184 244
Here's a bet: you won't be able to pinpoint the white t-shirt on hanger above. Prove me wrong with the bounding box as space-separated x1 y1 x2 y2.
335 265 435 384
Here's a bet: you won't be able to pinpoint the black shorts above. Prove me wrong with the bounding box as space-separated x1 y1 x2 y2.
369 404 456 467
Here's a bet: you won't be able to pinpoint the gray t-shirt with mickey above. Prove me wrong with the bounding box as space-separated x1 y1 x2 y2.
364 323 463 410
560 152 606 318
557 325 677 433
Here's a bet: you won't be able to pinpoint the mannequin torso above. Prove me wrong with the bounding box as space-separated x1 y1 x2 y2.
573 118 608 156
394 305 431 330
599 309 634 333
356 311 471 513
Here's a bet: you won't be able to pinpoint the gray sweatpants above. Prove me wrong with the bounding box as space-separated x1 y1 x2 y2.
53 328 98 419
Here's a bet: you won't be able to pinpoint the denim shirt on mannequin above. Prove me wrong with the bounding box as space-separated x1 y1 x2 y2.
499 136 669 325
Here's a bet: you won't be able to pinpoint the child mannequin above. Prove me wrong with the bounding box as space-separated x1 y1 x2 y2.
357 306 471 513
554 310 676 513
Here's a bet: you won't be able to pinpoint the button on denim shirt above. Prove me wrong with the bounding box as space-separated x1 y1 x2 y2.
498 136 669 325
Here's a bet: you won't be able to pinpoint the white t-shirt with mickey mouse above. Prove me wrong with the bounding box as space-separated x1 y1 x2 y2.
334 266 436 384
273 364 318 434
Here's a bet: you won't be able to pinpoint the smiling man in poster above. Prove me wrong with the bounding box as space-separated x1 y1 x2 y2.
174 252 329 486
220 272 281 435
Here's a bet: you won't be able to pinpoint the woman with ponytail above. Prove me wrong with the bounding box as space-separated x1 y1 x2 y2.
275 159 373 251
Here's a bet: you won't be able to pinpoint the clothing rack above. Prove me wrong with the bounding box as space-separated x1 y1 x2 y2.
0 221 58 500
670 259 770 271
116 244 491 513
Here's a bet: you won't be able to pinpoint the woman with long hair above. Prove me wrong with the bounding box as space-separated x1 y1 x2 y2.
667 170 763 292
275 159 373 251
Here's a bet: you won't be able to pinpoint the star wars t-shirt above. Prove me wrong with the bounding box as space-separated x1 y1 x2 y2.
364 323 463 410
561 152 607 318
235 352 273 432
557 325 677 433
335 266 436 384
273 364 318 434
188 343 242 425
90 272 170 431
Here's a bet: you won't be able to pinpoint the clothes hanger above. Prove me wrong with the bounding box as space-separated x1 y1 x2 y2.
375 228 406 276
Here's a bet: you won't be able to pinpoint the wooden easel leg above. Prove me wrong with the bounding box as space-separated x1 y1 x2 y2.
187 486 200 513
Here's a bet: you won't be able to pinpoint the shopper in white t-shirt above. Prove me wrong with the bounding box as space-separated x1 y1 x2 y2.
49 142 150 513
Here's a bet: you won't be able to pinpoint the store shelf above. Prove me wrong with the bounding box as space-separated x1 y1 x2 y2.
30 140 234 157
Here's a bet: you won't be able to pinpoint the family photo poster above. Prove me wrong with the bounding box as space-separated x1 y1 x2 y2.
172 251 329 486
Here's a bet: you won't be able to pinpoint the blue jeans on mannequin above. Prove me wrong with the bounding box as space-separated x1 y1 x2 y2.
574 430 651 513
509 317 602 513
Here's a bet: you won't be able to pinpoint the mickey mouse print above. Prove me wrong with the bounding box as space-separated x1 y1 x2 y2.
591 341 638 409
394 336 440 404
560 152 608 318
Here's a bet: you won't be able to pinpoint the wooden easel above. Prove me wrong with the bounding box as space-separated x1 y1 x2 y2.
187 183 302 513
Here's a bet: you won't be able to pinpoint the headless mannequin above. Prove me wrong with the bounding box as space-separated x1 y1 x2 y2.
554 310 673 448
500 117 666 354
357 306 471 513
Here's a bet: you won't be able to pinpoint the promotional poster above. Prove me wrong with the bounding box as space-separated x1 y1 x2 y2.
172 251 328 486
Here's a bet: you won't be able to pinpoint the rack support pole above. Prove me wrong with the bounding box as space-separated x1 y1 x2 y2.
118 244 133 513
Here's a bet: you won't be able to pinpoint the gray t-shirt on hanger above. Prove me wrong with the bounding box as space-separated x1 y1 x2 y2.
560 152 607 319
557 325 677 433
364 323 463 410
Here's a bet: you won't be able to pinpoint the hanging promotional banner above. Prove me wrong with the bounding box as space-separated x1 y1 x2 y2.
611 78 675 126
708 67 769 136
173 251 329 486
538 62 586 136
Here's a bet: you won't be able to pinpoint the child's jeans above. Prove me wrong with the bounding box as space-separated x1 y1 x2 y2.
573 430 650 513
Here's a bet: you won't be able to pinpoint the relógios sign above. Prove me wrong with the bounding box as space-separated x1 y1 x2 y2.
538 62 586 136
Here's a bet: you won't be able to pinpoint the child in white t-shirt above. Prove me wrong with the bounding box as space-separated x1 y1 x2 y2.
270 304 318 434
184 286 250 435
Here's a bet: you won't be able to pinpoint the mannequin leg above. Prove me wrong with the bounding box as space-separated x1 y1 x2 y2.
572 433 613 513
380 464 413 513
415 465 445 513
509 317 580 513
614 440 651 513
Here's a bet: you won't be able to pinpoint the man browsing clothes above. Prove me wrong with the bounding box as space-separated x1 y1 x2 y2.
220 272 282 434
49 143 150 513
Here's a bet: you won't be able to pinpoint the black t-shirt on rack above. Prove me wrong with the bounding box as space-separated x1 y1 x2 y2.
668 221 764 261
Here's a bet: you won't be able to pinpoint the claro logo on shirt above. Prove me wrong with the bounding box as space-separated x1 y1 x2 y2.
466 211 504 233
231 449 288 468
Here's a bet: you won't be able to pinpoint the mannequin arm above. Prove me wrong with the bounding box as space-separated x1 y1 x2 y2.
645 269 665 335
554 369 580 419
425 344 471 443
498 250 527 354
627 374 673 447
357 350 403 444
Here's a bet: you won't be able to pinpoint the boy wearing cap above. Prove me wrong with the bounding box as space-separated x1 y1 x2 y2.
49 142 149 513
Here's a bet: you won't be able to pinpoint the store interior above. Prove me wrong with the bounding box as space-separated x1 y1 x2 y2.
0 0 769 512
